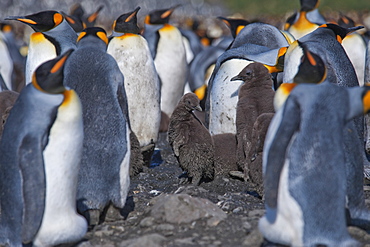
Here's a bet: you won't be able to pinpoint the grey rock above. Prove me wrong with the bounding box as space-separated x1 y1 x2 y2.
139 216 155 228
150 193 227 226
119 233 166 247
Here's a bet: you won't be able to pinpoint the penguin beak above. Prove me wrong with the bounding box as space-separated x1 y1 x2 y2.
5 16 37 25
194 105 202 112
230 75 242 82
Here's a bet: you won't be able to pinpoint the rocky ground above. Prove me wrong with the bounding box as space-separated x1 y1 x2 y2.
72 132 370 247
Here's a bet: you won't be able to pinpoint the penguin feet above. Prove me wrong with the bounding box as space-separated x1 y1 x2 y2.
82 209 102 227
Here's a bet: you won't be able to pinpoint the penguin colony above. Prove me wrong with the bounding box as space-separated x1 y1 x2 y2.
0 0 370 246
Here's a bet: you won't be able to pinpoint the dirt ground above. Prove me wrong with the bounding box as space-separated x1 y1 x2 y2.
74 132 370 247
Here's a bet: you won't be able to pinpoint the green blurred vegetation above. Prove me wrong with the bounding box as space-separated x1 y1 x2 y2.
222 0 370 18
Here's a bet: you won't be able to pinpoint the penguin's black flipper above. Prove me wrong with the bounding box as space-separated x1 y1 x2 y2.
263 91 300 220
19 135 46 243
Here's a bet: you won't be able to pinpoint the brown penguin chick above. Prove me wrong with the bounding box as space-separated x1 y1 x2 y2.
129 131 144 177
168 93 215 185
212 133 239 177
230 62 275 172
0 90 19 138
245 112 274 196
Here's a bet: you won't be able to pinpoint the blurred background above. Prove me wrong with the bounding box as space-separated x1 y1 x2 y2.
1 0 369 42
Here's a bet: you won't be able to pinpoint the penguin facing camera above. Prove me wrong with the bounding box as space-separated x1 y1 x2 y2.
0 50 87 247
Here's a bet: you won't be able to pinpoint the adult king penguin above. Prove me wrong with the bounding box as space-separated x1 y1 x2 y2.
64 27 131 225
6 10 77 84
143 5 188 118
107 7 161 166
0 50 87 247
260 81 370 247
205 22 289 135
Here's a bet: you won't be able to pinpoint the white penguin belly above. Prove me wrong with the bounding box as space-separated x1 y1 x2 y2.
209 59 252 135
283 43 303 84
34 91 87 247
258 159 304 246
155 27 187 117
342 34 366 86
0 35 13 90
117 125 131 208
107 35 161 147
25 33 56 84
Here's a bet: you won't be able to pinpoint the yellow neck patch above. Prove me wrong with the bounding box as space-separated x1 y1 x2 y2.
236 25 245 36
53 13 63 27
77 31 86 42
194 84 207 101
274 83 297 111
363 90 370 114
61 89 76 107
97 31 108 45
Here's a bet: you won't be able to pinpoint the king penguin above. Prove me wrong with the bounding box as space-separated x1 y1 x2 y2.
284 0 324 39
0 50 87 247
279 45 370 233
260 81 370 247
143 5 188 118
64 27 131 225
338 15 367 86
205 22 290 135
107 7 161 166
5 10 77 84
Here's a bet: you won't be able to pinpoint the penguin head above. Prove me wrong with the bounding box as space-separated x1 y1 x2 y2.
319 23 364 43
70 3 85 19
62 12 85 32
293 41 327 84
300 0 320 12
77 27 108 46
217 16 249 38
337 14 356 29
32 49 73 94
181 93 202 112
5 10 64 32
231 62 271 84
145 5 180 25
113 7 141 34
85 5 104 27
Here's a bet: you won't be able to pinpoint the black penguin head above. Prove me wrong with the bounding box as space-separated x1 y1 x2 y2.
70 3 85 19
77 27 108 45
231 62 270 83
217 16 249 38
300 0 320 12
145 5 180 25
113 7 141 34
62 11 85 32
32 49 73 94
293 41 327 84
85 5 104 27
338 14 356 29
319 23 364 43
181 93 202 112
5 10 63 32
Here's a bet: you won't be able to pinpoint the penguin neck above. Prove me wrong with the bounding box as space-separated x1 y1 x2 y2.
44 19 78 54
77 37 107 51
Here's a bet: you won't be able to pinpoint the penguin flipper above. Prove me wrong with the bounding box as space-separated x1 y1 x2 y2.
19 135 46 243
263 97 300 216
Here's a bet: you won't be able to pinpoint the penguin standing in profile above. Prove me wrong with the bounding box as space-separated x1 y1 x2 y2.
274 47 370 235
107 7 161 166
205 22 289 135
284 0 323 39
143 5 188 118
230 62 275 174
338 15 367 86
260 81 370 247
168 93 214 185
0 50 87 247
5 10 78 84
64 27 131 225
